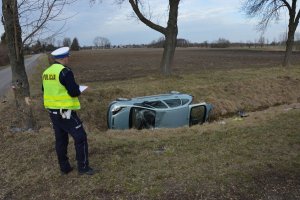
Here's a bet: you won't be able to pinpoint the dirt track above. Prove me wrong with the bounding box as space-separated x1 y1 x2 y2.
69 48 300 83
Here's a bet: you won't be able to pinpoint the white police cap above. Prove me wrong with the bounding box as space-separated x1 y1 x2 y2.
51 47 70 59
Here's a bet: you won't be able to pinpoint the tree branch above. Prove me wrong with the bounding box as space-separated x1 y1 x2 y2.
280 0 291 11
242 0 287 31
129 0 166 34
16 0 77 45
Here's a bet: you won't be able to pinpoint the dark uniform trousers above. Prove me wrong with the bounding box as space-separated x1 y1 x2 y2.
49 110 89 172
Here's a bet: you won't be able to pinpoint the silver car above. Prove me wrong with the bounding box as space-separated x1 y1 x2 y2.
107 92 213 130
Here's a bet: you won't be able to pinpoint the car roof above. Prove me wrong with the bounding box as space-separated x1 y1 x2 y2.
115 92 193 103
117 93 193 101
134 93 191 101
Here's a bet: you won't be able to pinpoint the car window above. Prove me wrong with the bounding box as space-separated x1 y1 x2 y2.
142 101 167 109
130 107 156 129
164 99 182 108
181 99 190 105
190 105 206 126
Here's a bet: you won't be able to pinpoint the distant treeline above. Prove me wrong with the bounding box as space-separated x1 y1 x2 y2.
82 37 289 49
147 37 288 49
2 35 300 67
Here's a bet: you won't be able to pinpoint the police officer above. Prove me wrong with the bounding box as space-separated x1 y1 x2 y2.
42 47 94 175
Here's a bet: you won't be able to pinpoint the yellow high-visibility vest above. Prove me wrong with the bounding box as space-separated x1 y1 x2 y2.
42 63 80 110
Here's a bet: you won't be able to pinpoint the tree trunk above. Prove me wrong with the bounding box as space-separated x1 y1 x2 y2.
283 23 296 67
161 31 177 76
2 0 35 131
128 0 180 76
160 0 179 76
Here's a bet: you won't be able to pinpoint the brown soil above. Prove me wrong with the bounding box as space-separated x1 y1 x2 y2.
69 48 300 83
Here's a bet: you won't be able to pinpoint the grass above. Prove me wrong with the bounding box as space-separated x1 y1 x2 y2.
74 66 300 130
18 52 300 131
1 50 300 199
1 106 300 199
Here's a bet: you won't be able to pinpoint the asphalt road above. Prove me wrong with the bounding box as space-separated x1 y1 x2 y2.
0 54 42 97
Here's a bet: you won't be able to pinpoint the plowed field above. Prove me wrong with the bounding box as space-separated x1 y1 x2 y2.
69 48 300 82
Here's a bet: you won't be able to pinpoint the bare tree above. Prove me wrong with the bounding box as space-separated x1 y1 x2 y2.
246 40 254 48
91 0 180 75
279 31 288 45
242 0 300 67
42 37 56 47
56 40 63 47
18 0 76 46
258 35 265 47
93 37 101 48
128 0 180 75
93 36 111 49
63 37 72 47
1 0 76 131
211 38 231 48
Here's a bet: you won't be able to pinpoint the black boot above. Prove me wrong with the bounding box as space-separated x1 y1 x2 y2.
78 166 94 175
61 167 74 175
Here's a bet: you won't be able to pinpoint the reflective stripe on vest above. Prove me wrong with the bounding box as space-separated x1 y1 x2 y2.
42 63 80 110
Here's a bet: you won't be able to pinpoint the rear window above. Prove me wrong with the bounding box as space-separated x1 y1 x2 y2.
164 99 182 108
142 101 167 109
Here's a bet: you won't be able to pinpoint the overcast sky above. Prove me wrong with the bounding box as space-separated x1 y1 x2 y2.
1 0 290 46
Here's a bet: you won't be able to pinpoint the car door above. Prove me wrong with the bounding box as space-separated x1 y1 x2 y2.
155 106 190 128
188 104 207 126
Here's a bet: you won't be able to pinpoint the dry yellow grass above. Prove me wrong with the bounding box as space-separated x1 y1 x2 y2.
1 49 300 199
1 51 300 131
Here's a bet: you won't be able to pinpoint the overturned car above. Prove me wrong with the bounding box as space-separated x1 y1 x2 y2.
107 92 213 130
